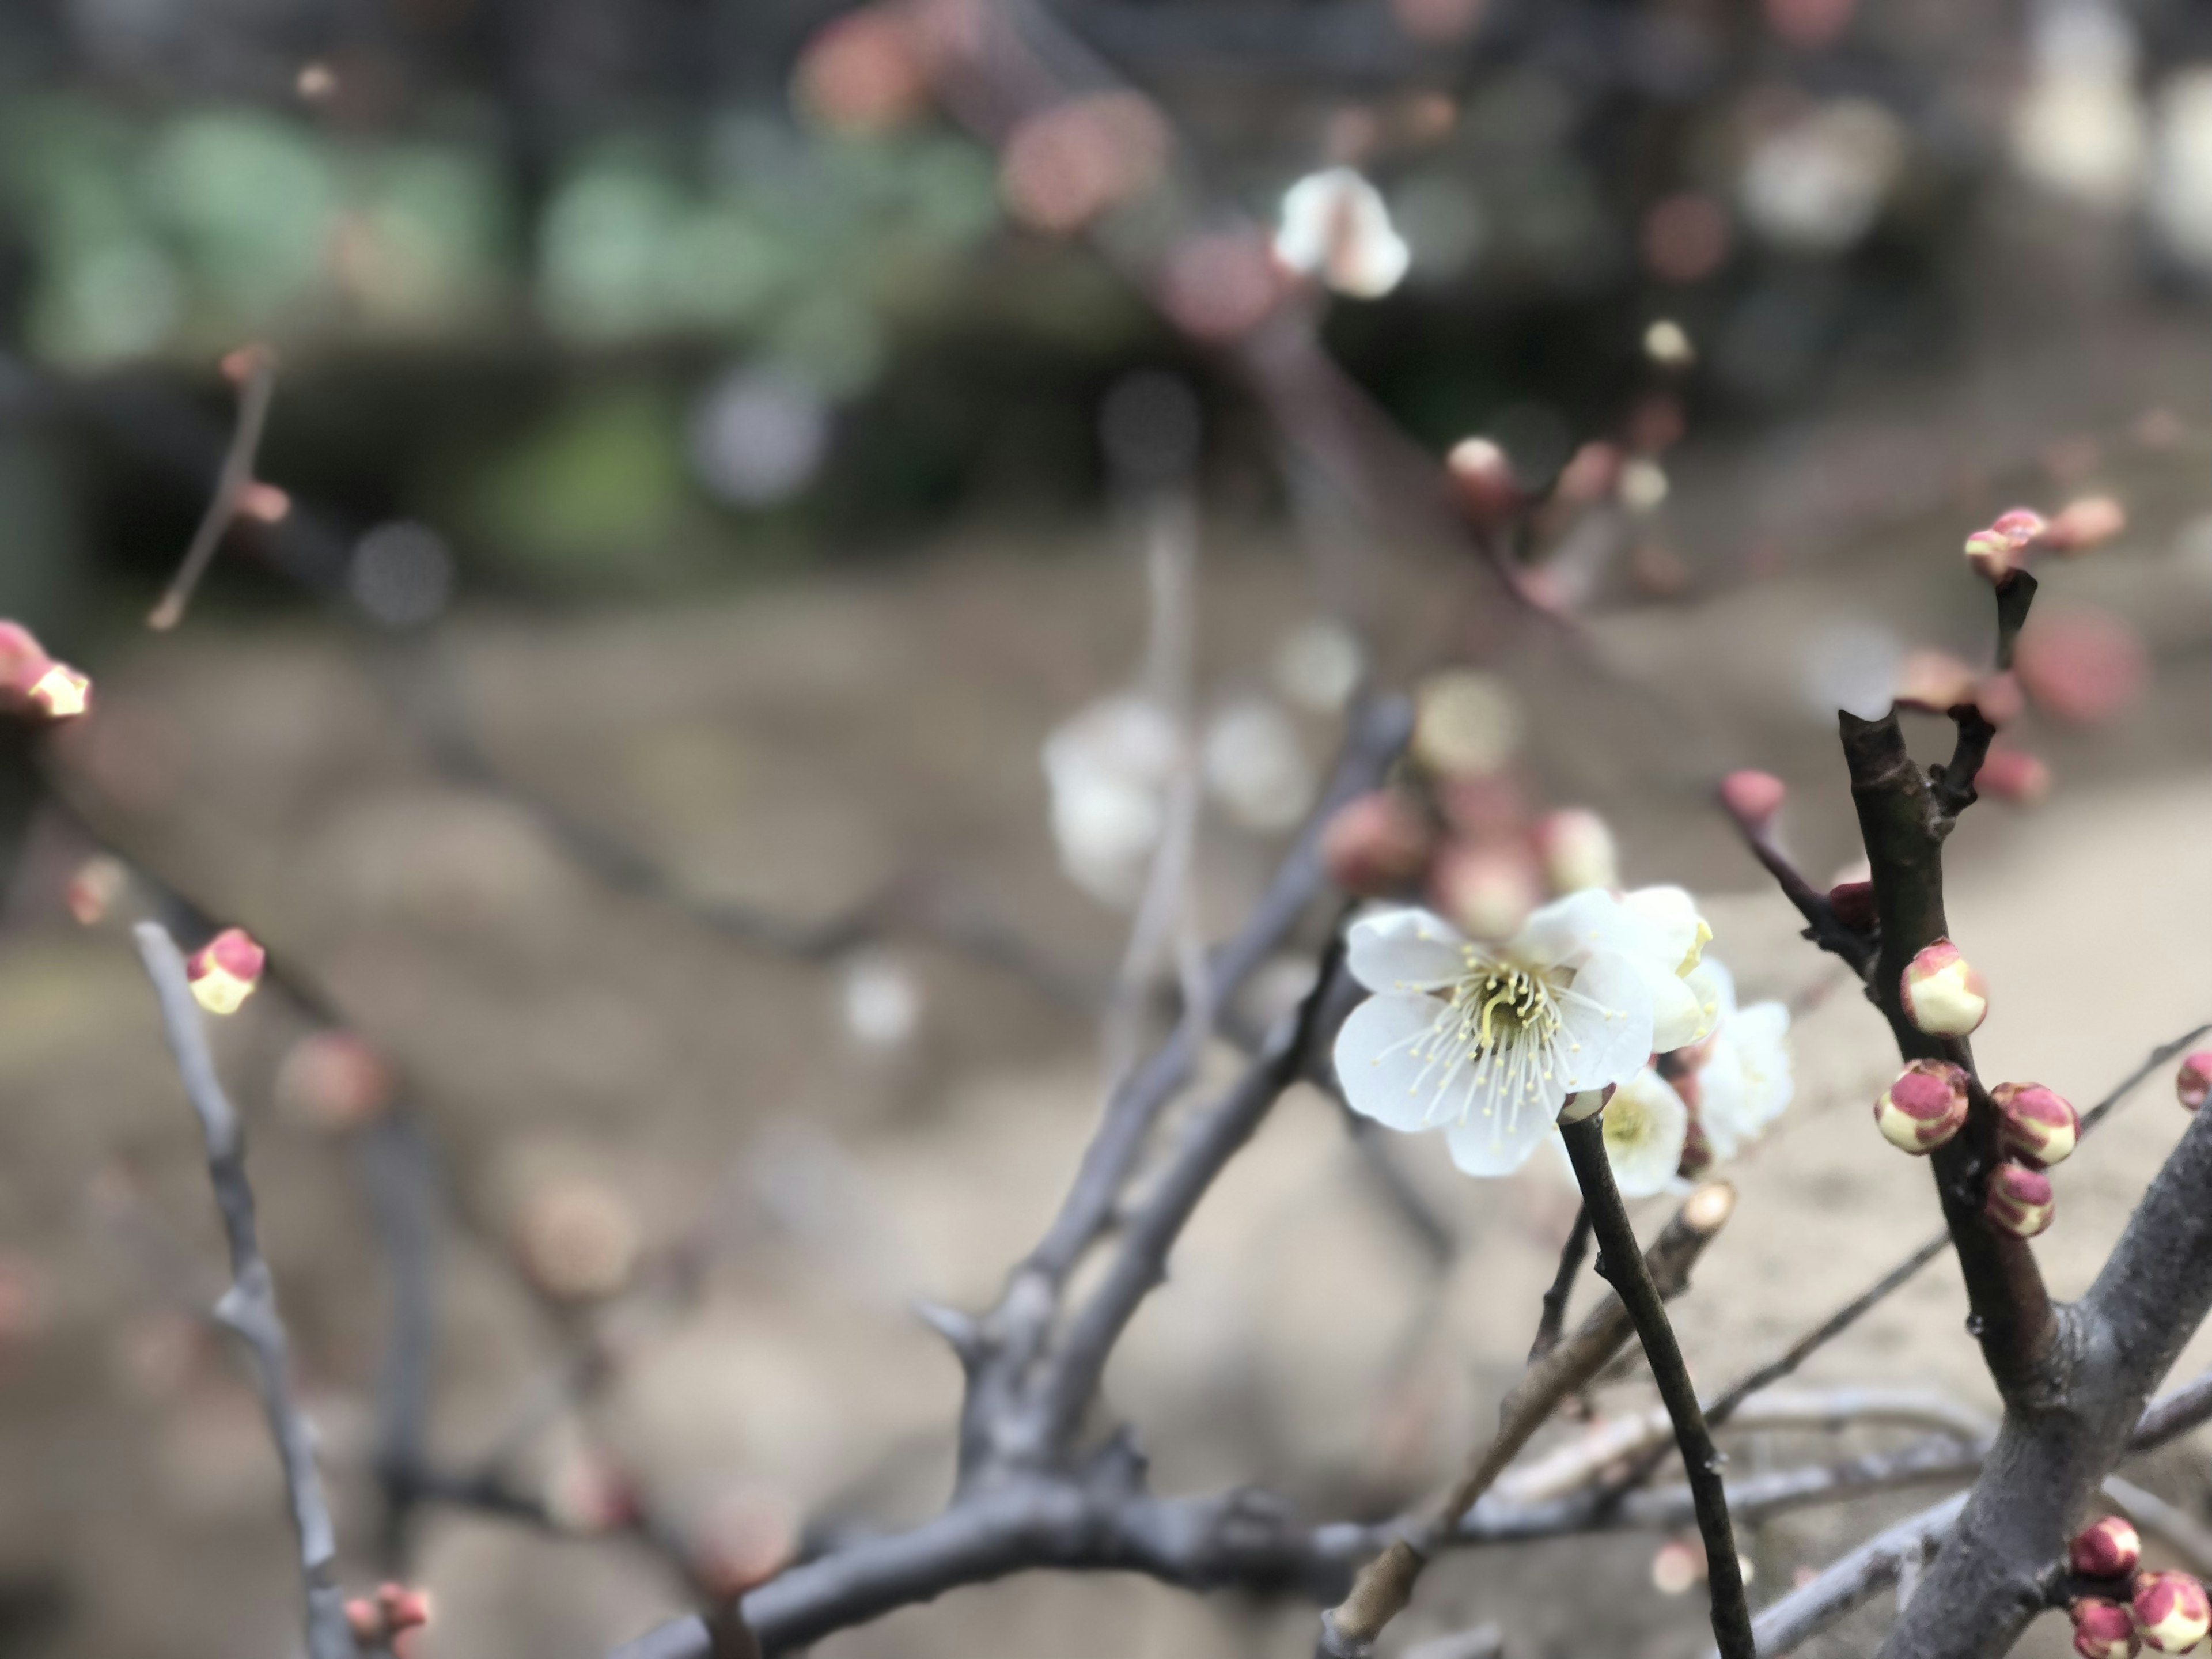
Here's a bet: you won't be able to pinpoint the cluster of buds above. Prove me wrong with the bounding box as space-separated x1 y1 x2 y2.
2061 1515 2212 1657
1964 497 2128 588
185 927 267 1016
344 1582 431 1653
1872 1062 2073 1239
0 621 91 723
2175 1051 2212 1112
1320 672 1621 940
1901 940 1989 1038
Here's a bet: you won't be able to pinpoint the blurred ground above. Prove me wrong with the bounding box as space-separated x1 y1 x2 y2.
0 467 2206 1659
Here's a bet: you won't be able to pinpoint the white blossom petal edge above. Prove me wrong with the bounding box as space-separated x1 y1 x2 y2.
1334 895 1665 1177
1599 1068 1691 1198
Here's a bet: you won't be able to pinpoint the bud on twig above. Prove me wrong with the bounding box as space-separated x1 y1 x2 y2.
1900 939 1988 1037
2071 1597 2140 1659
1321 791 1434 896
2179 1050 2212 1112
1984 1161 2054 1238
1718 769 1786 831
2045 495 2127 554
1431 840 1541 942
1874 1060 1971 1154
2070 1515 2142 1580
1446 437 1520 524
185 927 266 1016
1532 808 1617 895
1964 508 2047 585
345 1582 433 1649
1827 880 1877 933
1977 743 2051 805
1992 1082 2079 1169
2134 1571 2211 1653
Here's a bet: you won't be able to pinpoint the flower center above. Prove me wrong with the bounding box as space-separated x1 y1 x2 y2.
1445 961 1560 1056
1400 952 1569 1130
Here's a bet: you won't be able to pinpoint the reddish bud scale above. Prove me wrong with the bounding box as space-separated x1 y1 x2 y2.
1985 1161 2055 1238
1828 880 1877 933
2134 1571 2211 1653
2070 1516 2143 1580
2072 1596 2140 1659
1718 769 1786 830
1320 792 1434 897
1874 1060 1971 1155
185 927 267 1016
1993 1082 2080 1169
1900 938 1989 1038
2176 1051 2212 1112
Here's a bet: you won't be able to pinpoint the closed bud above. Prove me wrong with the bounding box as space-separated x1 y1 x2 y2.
186 927 266 1015
65 855 130 926
237 482 291 524
2178 1050 2212 1112
376 1584 432 1634
1718 769 1786 831
1985 1161 2054 1238
2134 1571 2211 1653
1430 840 1542 942
1828 879 1877 933
0 622 52 700
2046 495 2127 554
1993 1082 2079 1169
1978 744 2051 805
1533 808 1618 895
1321 791 1434 897
1964 509 2047 585
2073 1596 2140 1659
1446 437 1521 524
1901 938 1988 1037
2070 1516 2143 1580
516 1177 640 1303
1874 1059 1971 1154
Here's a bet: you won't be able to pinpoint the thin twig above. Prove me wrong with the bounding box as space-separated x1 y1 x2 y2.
1529 1206 1593 1362
1561 1115 1752 1659
132 921 357 1659
149 346 279 631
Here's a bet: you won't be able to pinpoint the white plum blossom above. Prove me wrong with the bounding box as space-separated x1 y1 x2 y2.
1274 168 1412 299
1041 693 1181 904
1618 885 1722 1054
1332 891 1687 1177
1683 959 1794 1161
1600 1069 1691 1198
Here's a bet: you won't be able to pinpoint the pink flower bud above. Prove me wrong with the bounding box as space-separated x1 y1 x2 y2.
64 855 129 926
2178 1050 2212 1112
1828 880 1877 933
2134 1571 2211 1653
1900 938 1988 1037
1874 1059 1971 1154
2046 495 2127 554
1320 791 1434 897
2073 1596 2141 1659
1975 671 2027 727
1985 1161 2054 1238
1977 743 2051 805
2016 609 2147 726
274 1031 393 1132
1555 440 1623 505
344 1598 382 1643
220 343 275 385
1650 1536 1705 1594
186 927 266 1016
1718 769 1786 830
1896 649 1979 713
0 622 52 700
1993 1082 2079 1169
515 1177 641 1304
1533 808 1618 895
376 1584 432 1634
237 482 291 524
2070 1516 2143 1580
693 1483 799 1600
1964 508 2047 584
1446 437 1521 523
1430 839 1542 942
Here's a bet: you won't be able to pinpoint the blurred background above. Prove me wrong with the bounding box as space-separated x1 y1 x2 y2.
2 1 2212 1656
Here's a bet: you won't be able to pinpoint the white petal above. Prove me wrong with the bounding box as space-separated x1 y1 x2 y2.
1694 1039 1752 1160
1345 907 1469 994
1332 990 1455 1132
1445 1089 1558 1177
1552 950 1656 1093
1685 956 1737 1027
1604 1070 1690 1198
1623 885 1713 974
1730 1003 1795 1130
1649 969 1710 1054
1514 888 1641 969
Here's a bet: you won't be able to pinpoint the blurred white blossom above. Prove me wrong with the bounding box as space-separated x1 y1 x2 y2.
1598 1069 1691 1199
1683 958 1795 1161
1272 619 1365 712
1202 698 1314 831
840 952 921 1050
1041 693 1181 904
1741 100 1907 253
1274 168 1412 299
2150 69 2212 271
2012 6 2146 209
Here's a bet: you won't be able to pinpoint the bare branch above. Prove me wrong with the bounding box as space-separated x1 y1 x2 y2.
149 345 279 631
1715 785 1876 981
1528 1205 1592 1362
132 921 357 1659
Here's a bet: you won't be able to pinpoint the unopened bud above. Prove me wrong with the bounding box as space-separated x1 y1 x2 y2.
1977 744 2051 805
220 343 275 384
2046 495 2127 554
0 622 52 700
2016 609 2147 727
2070 1516 2143 1580
1874 1059 1970 1154
1896 649 1978 713
1718 769 1786 830
1321 791 1434 897
23 662 90 721
274 1031 393 1131
516 1178 640 1303
1985 1161 2054 1238
1533 808 1618 895
1412 672 1522 778
1964 508 2047 585
186 927 266 1015
65 855 130 926
1650 1536 1705 1594
1828 880 1877 933
2178 1050 2212 1112
1430 840 1541 942
1446 437 1521 523
2073 1597 2140 1659
1900 938 1988 1037
1555 440 1622 505
237 482 291 524
376 1584 432 1634
1992 1082 2078 1168
2134 1571 2211 1653
1975 671 2026 727
693 1484 799 1600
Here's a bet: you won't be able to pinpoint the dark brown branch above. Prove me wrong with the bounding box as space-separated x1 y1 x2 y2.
1560 1115 1753 1659
132 922 357 1659
149 345 279 631
1529 1206 1592 1362
1716 787 1876 981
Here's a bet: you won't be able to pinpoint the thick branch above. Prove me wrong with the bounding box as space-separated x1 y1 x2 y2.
133 922 357 1659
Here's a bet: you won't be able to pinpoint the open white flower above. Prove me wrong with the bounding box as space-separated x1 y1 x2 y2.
1616 885 1721 1053
1599 1069 1690 1198
1332 894 1667 1177
1274 168 1412 299
1686 959 1794 1160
